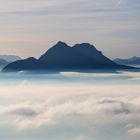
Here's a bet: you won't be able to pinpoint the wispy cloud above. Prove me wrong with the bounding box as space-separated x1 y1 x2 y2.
0 0 139 58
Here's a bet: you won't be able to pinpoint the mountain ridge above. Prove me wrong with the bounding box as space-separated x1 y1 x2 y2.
114 56 140 65
0 55 21 62
0 59 9 68
2 42 136 72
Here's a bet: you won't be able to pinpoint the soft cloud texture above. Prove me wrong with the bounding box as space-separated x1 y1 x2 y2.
0 96 140 130
0 71 140 140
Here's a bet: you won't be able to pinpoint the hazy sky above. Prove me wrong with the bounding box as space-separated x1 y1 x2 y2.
0 0 139 59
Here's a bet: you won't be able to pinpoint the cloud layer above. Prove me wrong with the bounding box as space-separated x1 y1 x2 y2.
0 71 140 140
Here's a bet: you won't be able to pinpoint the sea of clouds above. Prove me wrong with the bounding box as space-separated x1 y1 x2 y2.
0 72 140 140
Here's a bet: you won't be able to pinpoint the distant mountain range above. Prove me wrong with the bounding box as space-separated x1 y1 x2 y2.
2 42 136 72
0 59 9 67
114 56 140 65
0 55 21 62
0 55 21 68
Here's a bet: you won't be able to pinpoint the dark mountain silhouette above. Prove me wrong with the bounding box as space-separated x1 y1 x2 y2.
3 57 44 71
39 41 121 69
114 56 140 65
2 41 135 72
0 55 21 62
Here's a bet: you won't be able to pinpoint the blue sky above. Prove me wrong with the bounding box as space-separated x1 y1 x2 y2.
0 0 139 58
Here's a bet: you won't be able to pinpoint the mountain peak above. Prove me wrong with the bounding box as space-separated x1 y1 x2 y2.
73 43 98 51
3 42 134 72
57 41 67 45
24 57 37 62
54 41 70 48
74 43 93 47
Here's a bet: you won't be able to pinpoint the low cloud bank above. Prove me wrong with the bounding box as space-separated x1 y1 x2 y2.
0 72 139 140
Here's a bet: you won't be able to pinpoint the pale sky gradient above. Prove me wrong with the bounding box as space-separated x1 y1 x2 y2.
0 0 139 59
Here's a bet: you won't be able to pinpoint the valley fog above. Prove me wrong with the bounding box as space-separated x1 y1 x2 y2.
0 71 139 140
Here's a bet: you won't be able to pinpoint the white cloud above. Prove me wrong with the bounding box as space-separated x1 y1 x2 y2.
126 124 140 135
75 135 88 140
0 94 139 130
0 72 140 139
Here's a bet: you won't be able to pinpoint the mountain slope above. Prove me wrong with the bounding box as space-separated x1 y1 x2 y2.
3 57 44 72
39 41 118 69
2 42 134 72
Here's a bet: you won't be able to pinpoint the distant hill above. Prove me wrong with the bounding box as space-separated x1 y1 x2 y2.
114 56 140 65
0 55 21 62
2 57 44 71
0 59 9 68
2 41 134 72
